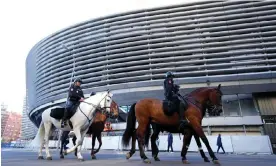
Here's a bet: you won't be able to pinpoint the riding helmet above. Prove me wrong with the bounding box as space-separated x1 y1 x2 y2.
165 71 175 78
74 77 83 84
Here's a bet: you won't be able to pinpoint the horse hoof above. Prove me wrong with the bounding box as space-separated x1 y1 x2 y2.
38 156 44 160
143 159 151 164
93 150 99 154
60 155 64 159
204 157 210 162
63 151 68 156
154 157 160 161
126 153 131 159
213 160 220 165
91 155 96 159
78 158 85 162
182 160 190 164
46 157 52 160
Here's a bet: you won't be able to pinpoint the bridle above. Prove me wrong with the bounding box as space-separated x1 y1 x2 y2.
96 107 118 121
206 88 222 115
180 88 222 115
78 92 112 124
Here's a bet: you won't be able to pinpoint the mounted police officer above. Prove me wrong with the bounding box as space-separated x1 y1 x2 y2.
61 78 85 128
163 71 188 129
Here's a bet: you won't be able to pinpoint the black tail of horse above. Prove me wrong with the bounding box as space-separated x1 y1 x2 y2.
122 103 137 148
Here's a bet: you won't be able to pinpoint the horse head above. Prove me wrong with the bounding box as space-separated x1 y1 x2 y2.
206 84 223 116
109 100 119 119
85 90 114 115
98 90 114 114
103 90 119 119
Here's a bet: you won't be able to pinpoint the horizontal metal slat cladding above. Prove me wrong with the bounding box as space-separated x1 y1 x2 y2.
26 1 276 111
35 2 276 69
35 27 276 85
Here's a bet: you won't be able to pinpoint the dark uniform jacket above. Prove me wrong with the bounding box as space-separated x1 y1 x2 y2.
168 133 173 145
68 84 84 103
164 78 179 100
217 135 222 146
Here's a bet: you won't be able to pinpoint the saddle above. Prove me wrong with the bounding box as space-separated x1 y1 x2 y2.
50 103 80 120
162 100 179 116
162 94 189 117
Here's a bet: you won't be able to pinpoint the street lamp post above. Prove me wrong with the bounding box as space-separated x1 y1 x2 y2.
62 44 76 87
56 43 76 150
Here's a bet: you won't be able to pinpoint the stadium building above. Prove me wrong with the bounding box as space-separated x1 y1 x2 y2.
26 1 276 153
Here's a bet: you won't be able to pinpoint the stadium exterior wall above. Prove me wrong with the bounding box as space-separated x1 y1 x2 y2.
26 1 276 127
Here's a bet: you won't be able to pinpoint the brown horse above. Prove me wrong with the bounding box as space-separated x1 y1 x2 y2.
122 84 223 164
60 100 119 159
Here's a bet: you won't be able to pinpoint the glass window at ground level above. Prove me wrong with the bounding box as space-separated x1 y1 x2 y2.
222 95 240 116
238 94 259 116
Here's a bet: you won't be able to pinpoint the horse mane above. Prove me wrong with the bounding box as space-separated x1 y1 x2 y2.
186 87 209 97
85 91 106 102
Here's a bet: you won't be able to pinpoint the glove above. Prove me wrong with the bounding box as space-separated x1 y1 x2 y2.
174 84 180 92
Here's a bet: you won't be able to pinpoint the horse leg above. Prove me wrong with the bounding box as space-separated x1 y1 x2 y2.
194 132 210 162
72 135 77 156
76 131 86 161
60 134 65 159
126 130 137 159
151 124 161 161
181 128 192 164
60 131 70 159
136 122 151 163
65 128 84 161
95 134 102 154
38 123 45 160
201 135 219 164
75 130 85 161
44 122 53 160
191 121 219 164
38 138 45 160
91 135 97 159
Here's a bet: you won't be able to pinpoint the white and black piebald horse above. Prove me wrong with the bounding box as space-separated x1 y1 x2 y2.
30 90 114 161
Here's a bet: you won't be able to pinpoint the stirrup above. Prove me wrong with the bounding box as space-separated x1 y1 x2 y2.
179 120 188 129
181 120 188 124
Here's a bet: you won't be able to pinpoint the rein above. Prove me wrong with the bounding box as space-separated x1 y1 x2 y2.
181 88 222 116
185 96 202 110
78 93 111 125
178 93 202 110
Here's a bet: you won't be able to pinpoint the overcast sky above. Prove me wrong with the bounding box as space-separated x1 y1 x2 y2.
0 0 200 114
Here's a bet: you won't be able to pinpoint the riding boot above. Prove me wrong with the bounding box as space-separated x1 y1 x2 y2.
178 102 188 129
61 109 68 128
168 101 175 114
168 101 172 111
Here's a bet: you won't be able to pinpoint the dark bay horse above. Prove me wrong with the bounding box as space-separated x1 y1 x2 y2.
122 85 223 164
60 101 119 159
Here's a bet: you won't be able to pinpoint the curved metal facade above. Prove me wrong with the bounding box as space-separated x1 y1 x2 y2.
26 1 276 125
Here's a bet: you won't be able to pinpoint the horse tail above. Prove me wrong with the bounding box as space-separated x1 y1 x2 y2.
122 103 137 148
144 123 151 147
29 122 45 148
